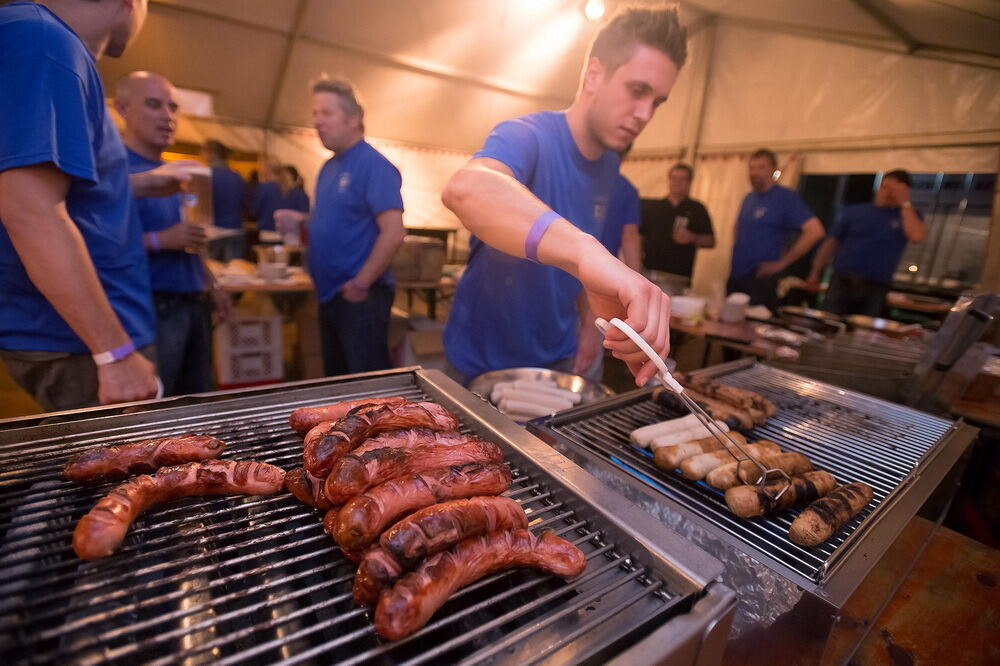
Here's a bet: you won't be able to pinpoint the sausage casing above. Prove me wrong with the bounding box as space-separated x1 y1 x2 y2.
653 432 748 470
324 439 504 505
73 460 286 560
63 434 225 484
333 461 512 550
678 441 781 480
285 467 335 510
353 495 527 606
706 451 813 490
725 470 838 517
789 482 874 546
374 529 585 639
289 396 407 434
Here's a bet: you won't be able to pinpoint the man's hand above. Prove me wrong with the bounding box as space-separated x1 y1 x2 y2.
341 280 370 303
97 353 159 405
804 274 822 292
130 160 199 197
211 286 233 323
576 247 671 386
672 227 694 245
756 259 786 277
887 179 911 207
155 221 206 252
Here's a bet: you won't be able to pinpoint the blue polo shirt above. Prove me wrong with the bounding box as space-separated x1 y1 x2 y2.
0 1 154 353
283 186 310 214
253 181 282 231
730 184 814 279
210 166 245 230
307 140 403 304
443 111 619 379
603 174 640 256
831 203 916 285
128 150 205 294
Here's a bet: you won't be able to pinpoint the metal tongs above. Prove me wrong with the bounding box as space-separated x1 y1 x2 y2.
595 317 791 505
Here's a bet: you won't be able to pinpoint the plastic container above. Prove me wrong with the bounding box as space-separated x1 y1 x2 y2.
670 295 707 322
720 292 750 323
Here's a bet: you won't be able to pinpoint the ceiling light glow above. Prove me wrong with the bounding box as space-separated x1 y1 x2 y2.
584 0 605 21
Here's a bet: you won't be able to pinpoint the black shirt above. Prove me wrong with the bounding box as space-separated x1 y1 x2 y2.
640 197 714 277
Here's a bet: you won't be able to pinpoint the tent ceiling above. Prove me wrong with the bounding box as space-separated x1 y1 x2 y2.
93 0 999 152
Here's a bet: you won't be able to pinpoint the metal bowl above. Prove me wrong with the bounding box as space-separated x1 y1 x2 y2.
468 367 614 422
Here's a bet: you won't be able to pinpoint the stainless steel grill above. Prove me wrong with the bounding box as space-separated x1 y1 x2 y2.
529 359 977 664
0 369 734 665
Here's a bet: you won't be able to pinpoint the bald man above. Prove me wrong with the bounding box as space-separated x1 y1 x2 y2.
0 0 188 411
116 72 230 396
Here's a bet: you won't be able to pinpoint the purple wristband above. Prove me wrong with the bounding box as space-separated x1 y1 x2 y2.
147 232 160 251
525 211 560 264
92 341 136 366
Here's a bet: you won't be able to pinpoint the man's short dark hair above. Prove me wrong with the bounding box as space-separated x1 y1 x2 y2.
312 76 364 118
588 7 688 73
750 148 777 168
669 162 694 181
884 169 911 187
204 139 230 160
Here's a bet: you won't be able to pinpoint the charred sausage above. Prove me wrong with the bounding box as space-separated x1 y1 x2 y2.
349 429 474 458
681 374 777 418
285 467 335 510
73 460 286 560
324 439 504 505
374 529 586 639
63 434 225 484
725 470 838 517
303 402 459 477
354 496 527 605
332 462 512 550
289 396 407 434
789 482 874 546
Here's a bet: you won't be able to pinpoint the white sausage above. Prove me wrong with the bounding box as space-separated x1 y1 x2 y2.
499 398 558 418
509 381 581 404
631 414 703 447
491 385 576 410
649 420 730 451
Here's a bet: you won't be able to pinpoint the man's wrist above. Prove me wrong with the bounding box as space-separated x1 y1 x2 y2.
900 200 913 209
92 340 136 366
348 278 370 291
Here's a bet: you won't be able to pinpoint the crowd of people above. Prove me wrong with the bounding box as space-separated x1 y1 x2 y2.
0 1 927 414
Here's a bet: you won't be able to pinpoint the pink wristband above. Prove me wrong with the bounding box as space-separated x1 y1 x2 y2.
147 231 160 251
525 211 560 264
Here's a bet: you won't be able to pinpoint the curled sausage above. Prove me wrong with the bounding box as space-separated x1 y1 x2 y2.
332 461 512 550
63 434 225 483
374 529 586 639
73 460 286 560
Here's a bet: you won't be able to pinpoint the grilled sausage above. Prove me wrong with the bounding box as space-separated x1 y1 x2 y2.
725 471 838 517
682 388 757 430
354 496 528 605
706 452 813 490
350 429 473 458
332 462 513 550
678 441 781 480
73 460 286 560
374 529 586 640
789 482 874 546
285 467 335 510
324 439 504 505
63 434 225 484
303 401 459 477
681 374 777 418
654 432 748 469
289 396 407 434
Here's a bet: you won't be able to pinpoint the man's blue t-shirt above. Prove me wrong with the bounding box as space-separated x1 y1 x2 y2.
128 150 205 294
253 181 282 231
602 174 640 256
729 184 814 279
831 203 915 285
210 166 245 230
443 111 619 379
0 1 154 353
307 141 403 304
283 187 310 214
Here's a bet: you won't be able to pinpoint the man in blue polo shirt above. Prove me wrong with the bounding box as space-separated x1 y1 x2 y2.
442 8 685 385
726 148 825 310
0 0 189 411
117 71 231 396
203 139 247 262
304 78 405 375
807 169 926 317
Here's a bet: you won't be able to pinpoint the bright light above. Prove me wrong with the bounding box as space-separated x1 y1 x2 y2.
584 0 606 21
908 265 918 272
772 169 782 180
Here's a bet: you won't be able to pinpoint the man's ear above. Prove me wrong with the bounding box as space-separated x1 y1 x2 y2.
581 56 605 95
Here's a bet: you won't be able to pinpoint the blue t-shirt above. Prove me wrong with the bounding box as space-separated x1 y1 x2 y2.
729 184 814 279
831 203 915 285
210 166 245 230
443 111 619 379
283 186 310 214
0 1 154 353
253 181 282 231
128 150 205 294
602 174 640 256
307 141 403 303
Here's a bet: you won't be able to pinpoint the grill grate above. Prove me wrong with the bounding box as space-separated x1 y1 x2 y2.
0 375 690 665
537 363 955 584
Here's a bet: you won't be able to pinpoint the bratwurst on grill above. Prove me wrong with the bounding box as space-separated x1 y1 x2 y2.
289 396 407 434
63 434 225 484
73 460 286 560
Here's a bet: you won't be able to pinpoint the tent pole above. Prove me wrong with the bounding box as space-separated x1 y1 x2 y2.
682 16 718 165
979 148 1000 294
264 0 309 130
